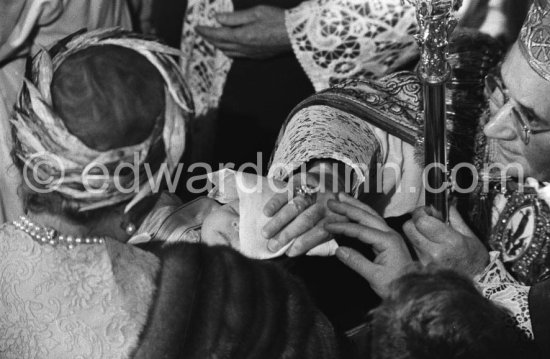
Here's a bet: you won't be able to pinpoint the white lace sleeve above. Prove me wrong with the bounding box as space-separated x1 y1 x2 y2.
181 0 419 115
475 251 534 339
268 104 424 216
180 0 233 116
285 0 419 91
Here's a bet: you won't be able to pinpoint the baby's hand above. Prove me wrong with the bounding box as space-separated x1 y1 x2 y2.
325 193 413 298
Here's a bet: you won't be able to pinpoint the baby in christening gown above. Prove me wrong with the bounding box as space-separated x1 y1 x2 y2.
200 169 338 260
131 169 337 259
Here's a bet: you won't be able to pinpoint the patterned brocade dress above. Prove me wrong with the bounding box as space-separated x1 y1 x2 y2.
0 224 159 359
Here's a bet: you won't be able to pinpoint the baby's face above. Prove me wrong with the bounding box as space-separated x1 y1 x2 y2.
201 200 240 247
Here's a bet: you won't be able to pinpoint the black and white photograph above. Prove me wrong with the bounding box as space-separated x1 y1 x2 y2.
0 0 547 358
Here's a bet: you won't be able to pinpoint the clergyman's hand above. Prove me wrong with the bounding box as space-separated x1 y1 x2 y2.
403 205 490 278
195 5 291 59
262 172 346 257
325 193 414 298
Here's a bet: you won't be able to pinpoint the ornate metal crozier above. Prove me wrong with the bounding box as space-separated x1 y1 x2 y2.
407 0 461 222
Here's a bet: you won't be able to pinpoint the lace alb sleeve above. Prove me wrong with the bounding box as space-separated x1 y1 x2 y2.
285 0 419 91
475 251 534 339
180 0 233 116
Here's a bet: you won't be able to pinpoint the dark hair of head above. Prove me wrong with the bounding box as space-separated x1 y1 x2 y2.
13 45 166 222
370 266 522 359
52 45 165 150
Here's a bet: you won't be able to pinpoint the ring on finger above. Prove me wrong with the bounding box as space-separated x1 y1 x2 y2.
294 184 319 204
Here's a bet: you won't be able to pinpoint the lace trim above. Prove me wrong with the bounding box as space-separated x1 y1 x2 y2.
285 0 419 91
180 0 233 116
181 0 419 116
268 105 381 194
476 252 534 339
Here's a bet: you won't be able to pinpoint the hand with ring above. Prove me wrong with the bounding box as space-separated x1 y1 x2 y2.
262 171 348 257
294 184 319 202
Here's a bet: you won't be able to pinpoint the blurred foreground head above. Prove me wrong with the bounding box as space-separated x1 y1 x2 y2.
371 267 523 359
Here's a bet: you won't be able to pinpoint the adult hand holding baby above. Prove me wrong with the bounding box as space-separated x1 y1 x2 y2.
204 169 338 259
325 193 414 298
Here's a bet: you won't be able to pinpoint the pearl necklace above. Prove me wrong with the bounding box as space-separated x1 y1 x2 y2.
13 216 105 249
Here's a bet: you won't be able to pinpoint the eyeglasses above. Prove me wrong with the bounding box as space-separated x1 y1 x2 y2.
484 65 550 145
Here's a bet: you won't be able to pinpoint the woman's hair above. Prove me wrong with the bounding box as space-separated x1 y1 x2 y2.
14 45 166 221
51 45 164 150
370 266 522 359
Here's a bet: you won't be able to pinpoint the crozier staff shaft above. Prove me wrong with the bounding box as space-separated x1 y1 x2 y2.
407 0 461 222
423 82 448 220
